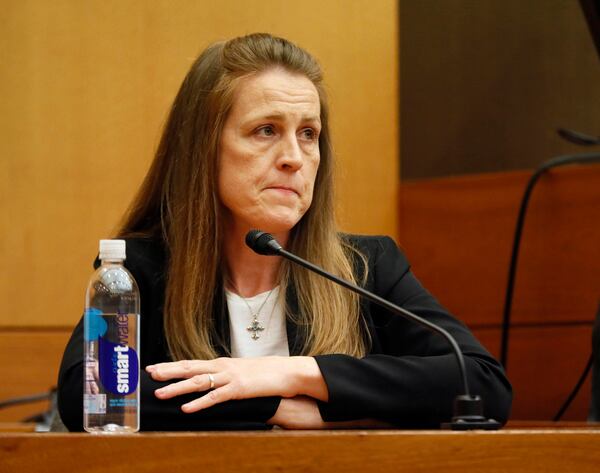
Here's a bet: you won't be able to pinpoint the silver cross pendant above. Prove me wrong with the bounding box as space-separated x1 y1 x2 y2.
247 316 265 340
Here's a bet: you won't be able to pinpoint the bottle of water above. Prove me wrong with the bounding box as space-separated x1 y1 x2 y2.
84 239 140 433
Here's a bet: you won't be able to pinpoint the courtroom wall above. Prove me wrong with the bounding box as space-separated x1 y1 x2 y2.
0 0 399 329
0 0 398 421
400 0 600 179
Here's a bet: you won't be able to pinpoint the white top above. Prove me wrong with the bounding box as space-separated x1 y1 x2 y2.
225 286 290 358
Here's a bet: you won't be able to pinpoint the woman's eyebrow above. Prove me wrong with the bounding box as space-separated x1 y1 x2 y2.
247 113 321 123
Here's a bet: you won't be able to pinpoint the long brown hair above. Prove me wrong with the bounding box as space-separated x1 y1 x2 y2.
118 33 368 360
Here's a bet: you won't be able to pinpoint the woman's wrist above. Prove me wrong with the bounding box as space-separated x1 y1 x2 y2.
289 356 329 402
266 397 326 429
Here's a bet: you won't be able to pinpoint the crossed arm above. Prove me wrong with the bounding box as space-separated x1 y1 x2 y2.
145 356 388 429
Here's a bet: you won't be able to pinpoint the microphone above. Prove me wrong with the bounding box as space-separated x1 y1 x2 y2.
246 229 501 430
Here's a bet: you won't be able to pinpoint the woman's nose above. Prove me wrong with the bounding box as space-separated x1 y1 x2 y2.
276 135 304 171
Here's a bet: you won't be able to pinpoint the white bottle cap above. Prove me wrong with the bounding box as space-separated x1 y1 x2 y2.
99 239 126 260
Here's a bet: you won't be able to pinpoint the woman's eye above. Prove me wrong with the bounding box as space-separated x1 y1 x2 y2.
257 125 275 137
301 128 318 140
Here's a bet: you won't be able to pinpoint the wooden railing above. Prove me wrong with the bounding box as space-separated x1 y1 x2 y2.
1 426 600 472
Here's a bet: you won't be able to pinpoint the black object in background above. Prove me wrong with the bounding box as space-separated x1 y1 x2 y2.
500 144 600 421
557 128 600 146
500 152 600 369
245 230 501 430
580 0 600 59
558 303 600 421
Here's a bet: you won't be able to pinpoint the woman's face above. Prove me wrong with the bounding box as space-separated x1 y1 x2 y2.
218 68 321 236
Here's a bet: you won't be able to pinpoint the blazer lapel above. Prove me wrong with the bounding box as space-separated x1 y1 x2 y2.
285 283 306 356
212 282 232 357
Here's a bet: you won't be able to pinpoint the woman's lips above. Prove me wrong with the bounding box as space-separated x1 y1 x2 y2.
266 186 299 196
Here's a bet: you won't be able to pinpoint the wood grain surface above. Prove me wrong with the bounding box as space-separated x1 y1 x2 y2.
400 165 600 420
2 429 600 473
474 325 593 420
0 330 71 422
400 165 600 327
1 0 398 329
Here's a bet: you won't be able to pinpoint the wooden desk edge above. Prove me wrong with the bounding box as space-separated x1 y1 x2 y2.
2 428 600 473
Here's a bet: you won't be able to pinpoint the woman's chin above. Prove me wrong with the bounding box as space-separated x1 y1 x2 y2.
250 213 303 234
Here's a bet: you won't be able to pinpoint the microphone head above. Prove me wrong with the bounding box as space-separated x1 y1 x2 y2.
245 230 282 256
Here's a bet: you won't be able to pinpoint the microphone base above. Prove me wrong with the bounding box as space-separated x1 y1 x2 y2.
440 394 502 430
441 417 502 430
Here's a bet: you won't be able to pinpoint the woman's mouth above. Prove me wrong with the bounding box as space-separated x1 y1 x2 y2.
266 186 299 196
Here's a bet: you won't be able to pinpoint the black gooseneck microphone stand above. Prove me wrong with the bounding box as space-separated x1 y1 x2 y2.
246 230 501 430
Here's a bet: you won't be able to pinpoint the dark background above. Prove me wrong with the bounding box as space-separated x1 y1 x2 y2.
400 0 600 179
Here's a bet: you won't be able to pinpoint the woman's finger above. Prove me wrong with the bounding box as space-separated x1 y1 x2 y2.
155 373 220 399
146 359 212 381
181 384 235 413
87 380 99 395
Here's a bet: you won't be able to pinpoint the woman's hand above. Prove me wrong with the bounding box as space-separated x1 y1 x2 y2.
84 360 100 395
267 397 396 430
267 396 327 429
145 356 328 413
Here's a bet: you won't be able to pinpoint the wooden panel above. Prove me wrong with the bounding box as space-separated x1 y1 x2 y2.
474 325 593 421
2 430 600 473
0 423 35 433
0 330 72 422
401 0 600 179
400 166 599 422
0 0 398 328
400 165 600 327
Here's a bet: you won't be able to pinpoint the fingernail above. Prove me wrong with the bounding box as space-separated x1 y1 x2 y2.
146 365 155 372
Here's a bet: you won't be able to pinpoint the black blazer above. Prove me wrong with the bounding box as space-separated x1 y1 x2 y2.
57 235 512 430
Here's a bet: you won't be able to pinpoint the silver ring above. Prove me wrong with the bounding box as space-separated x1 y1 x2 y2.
207 373 215 390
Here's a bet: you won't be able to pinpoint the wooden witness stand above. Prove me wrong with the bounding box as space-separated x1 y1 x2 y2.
1 423 600 472
2 168 598 471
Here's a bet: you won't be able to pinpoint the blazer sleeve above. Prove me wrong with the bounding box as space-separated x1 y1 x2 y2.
56 240 281 431
314 236 512 428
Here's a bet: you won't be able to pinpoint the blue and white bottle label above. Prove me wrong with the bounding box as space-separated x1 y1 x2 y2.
85 309 139 396
98 337 139 395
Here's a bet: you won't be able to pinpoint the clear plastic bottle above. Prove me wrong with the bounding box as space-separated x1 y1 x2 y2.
83 239 140 433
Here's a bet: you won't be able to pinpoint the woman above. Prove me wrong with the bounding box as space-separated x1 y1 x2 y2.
58 33 512 430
